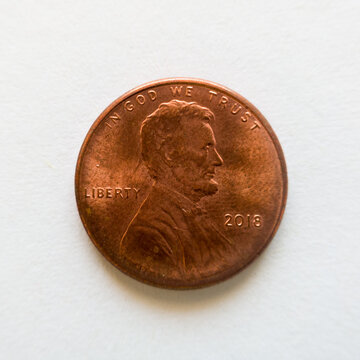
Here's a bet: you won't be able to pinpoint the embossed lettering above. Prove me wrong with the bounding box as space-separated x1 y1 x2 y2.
84 187 140 199
224 214 232 226
136 94 145 105
109 112 121 123
170 86 183 96
234 214 243 226
224 213 263 229
231 103 242 115
115 188 123 198
123 91 158 112
124 187 131 199
251 121 261 130
133 187 140 199
185 86 193 97
219 96 228 108
241 111 252 122
105 112 121 129
148 90 157 101
124 101 134 111
209 90 217 102
253 215 263 227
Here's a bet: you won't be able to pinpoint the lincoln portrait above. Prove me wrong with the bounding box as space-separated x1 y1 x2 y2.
120 100 233 280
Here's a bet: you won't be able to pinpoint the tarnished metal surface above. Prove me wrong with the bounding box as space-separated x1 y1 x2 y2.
75 78 287 289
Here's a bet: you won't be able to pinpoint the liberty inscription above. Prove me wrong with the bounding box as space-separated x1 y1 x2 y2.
84 187 140 199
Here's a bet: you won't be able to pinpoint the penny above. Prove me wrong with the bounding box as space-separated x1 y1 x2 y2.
75 78 287 289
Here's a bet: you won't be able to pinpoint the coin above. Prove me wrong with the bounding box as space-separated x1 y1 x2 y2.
75 78 287 289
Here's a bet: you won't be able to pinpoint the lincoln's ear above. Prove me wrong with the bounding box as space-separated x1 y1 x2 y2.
164 151 172 162
163 143 173 165
162 143 177 167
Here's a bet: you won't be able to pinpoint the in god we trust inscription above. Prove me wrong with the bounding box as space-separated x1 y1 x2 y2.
75 78 287 289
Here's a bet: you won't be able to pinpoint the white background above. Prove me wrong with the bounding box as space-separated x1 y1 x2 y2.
1 1 359 359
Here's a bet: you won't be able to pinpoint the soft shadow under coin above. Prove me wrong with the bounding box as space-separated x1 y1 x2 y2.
102 253 265 312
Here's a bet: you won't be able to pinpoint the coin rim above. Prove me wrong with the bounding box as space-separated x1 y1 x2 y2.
75 77 288 290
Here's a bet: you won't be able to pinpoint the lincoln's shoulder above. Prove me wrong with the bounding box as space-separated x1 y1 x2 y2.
133 184 188 223
120 186 184 258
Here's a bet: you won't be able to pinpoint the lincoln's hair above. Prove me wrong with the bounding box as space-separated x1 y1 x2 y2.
140 100 215 179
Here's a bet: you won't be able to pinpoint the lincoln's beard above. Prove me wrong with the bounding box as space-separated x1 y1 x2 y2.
192 178 219 197
169 167 219 202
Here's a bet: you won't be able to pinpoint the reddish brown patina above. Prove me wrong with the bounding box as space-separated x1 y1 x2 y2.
75 78 287 289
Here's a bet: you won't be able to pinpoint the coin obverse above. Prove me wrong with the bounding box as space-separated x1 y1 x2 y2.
75 78 287 289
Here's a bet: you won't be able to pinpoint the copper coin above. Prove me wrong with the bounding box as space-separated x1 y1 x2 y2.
75 78 287 289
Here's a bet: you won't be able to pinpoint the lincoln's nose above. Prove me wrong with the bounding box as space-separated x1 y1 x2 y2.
212 148 224 166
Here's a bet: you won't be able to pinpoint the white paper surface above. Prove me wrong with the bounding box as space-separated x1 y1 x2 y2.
1 1 359 359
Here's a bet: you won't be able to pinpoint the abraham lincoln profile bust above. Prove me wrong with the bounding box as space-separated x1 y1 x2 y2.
120 100 233 280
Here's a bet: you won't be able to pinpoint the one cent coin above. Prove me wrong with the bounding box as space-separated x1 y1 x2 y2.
75 78 287 289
